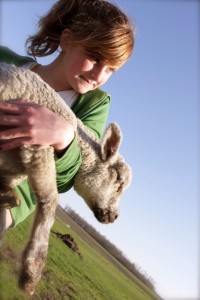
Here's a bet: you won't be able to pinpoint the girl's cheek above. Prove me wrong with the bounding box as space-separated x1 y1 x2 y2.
81 60 95 71
101 73 112 85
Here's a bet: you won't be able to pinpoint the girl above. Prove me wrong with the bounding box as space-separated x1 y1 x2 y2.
0 0 134 236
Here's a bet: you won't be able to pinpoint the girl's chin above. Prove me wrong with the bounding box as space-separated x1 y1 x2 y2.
74 82 95 94
74 76 96 93
74 86 91 94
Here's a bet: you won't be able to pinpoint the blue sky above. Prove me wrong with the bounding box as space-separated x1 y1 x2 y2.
1 1 199 299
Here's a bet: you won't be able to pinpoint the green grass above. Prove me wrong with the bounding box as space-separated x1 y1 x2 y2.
0 214 160 300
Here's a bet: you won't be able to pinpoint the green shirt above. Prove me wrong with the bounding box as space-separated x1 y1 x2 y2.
0 46 111 226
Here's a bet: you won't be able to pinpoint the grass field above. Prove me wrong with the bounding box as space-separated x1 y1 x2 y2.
0 209 161 300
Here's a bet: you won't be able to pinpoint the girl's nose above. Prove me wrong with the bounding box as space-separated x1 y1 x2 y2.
91 65 106 83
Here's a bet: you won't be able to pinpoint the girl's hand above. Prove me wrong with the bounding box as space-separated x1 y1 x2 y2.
0 100 75 154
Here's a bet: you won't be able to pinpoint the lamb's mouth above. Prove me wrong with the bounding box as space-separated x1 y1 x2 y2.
93 206 119 224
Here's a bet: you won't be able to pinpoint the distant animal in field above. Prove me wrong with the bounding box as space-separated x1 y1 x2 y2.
51 230 83 259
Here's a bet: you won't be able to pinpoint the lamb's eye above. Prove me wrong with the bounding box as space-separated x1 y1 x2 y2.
116 173 121 181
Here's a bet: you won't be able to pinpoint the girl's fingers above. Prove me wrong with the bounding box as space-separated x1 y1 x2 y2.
8 99 40 107
0 100 40 114
0 102 22 114
0 127 30 140
0 137 34 151
0 115 24 126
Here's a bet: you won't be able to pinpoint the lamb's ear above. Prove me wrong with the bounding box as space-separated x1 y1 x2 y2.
101 123 123 161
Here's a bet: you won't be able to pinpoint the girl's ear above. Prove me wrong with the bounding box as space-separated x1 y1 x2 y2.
60 29 72 51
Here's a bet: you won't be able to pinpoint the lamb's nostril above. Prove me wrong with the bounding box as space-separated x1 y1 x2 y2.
114 214 118 220
109 212 119 223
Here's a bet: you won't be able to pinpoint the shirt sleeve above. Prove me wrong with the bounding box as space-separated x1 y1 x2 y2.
80 95 111 138
55 136 82 193
54 92 110 193
0 45 34 65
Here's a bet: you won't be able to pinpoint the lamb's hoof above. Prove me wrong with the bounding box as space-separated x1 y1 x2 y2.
18 270 36 296
0 232 4 247
0 194 21 209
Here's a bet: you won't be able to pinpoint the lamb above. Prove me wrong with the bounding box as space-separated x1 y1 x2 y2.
0 62 132 295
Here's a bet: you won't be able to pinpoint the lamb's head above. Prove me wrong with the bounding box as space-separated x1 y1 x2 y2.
73 123 132 224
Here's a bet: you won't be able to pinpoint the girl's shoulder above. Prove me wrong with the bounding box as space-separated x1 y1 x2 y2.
0 46 34 66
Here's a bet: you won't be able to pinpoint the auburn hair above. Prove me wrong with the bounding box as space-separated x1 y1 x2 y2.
26 0 135 66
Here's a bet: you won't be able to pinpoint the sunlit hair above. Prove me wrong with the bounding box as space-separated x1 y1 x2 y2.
26 0 135 67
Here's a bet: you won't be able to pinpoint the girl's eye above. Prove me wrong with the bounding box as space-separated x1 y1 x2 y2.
87 50 117 73
108 67 116 73
106 67 116 74
88 53 99 63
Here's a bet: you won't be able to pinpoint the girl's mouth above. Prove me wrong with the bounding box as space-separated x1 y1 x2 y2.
79 75 96 88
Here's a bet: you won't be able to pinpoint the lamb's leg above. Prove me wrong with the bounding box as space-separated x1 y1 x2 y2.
18 146 58 295
0 177 21 208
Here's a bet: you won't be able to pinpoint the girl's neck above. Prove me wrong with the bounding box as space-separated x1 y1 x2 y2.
32 54 71 92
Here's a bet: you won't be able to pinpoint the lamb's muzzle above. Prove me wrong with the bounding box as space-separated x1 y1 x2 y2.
93 206 119 224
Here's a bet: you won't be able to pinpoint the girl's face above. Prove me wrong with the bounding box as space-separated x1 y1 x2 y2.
60 33 119 93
